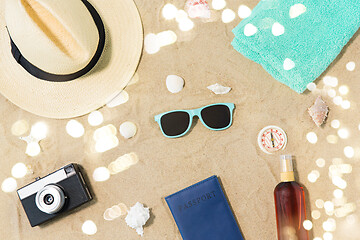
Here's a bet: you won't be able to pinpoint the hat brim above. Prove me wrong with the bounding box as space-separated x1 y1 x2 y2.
0 0 143 119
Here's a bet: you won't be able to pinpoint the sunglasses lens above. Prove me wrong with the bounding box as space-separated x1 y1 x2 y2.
160 111 190 137
201 105 231 129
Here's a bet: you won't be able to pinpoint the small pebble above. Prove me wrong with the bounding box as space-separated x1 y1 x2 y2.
119 122 137 139
166 75 184 93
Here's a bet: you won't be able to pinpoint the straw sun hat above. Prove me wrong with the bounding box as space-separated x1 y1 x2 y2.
0 0 143 118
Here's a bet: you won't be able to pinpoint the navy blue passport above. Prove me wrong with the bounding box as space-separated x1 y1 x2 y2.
165 176 244 240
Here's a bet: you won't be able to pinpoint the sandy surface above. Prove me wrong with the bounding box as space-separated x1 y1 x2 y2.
1 0 360 239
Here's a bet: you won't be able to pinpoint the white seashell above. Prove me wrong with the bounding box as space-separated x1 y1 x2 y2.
119 121 137 139
289 4 306 19
166 75 184 93
106 90 129 108
125 202 150 236
308 96 329 127
207 83 231 94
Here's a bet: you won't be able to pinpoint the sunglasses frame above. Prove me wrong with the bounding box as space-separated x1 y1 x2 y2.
154 103 235 138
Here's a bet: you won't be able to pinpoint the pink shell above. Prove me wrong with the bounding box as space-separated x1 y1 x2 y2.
308 96 329 127
185 0 210 19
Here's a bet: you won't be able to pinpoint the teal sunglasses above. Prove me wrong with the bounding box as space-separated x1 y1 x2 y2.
154 103 235 138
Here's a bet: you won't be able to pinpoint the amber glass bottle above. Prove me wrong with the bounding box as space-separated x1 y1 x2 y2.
274 155 309 240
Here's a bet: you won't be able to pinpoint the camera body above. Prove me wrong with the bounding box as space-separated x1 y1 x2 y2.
17 163 92 227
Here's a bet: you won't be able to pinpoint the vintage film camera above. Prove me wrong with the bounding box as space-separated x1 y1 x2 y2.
17 163 92 227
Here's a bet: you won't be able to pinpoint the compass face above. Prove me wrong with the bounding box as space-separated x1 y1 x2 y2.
258 126 287 154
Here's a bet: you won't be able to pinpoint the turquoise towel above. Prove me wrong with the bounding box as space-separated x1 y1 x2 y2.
232 0 360 93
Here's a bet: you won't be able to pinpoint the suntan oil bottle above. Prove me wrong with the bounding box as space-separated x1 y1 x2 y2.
274 155 309 240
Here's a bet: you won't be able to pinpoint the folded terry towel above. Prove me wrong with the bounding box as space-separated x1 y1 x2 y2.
232 0 360 93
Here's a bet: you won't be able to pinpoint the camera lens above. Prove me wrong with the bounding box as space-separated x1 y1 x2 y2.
43 194 54 205
35 185 66 214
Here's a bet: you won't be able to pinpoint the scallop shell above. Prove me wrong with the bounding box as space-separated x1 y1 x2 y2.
119 121 137 139
166 75 184 93
308 96 329 127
